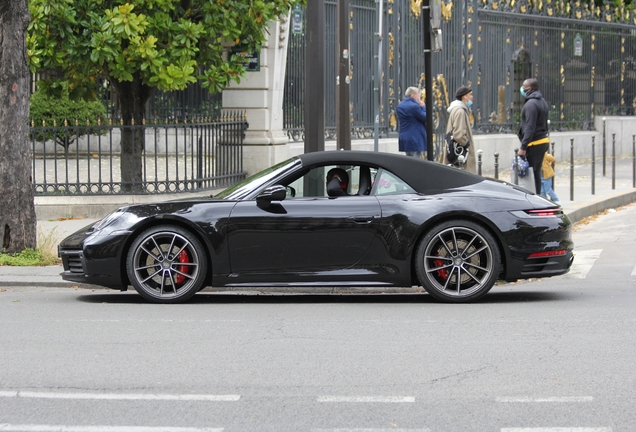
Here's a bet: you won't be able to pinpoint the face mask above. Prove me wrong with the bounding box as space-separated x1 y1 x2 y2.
520 86 527 98
466 100 473 107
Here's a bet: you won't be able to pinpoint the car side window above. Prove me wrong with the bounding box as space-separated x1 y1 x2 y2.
372 169 415 196
285 165 376 198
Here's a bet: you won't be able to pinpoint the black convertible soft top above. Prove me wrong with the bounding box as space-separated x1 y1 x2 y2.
298 150 483 194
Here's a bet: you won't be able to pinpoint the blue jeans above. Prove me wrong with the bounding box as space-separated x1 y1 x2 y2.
540 174 559 202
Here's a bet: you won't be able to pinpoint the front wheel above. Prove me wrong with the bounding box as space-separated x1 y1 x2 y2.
126 225 208 303
415 220 501 303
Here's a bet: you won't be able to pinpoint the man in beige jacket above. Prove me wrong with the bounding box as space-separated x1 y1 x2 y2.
441 86 477 173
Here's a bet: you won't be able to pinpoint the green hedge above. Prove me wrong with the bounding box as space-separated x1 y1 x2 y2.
30 90 107 148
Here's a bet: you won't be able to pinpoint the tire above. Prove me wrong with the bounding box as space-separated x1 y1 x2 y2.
126 225 208 303
415 220 501 303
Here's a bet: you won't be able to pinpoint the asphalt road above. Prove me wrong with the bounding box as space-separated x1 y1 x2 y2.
1 204 636 432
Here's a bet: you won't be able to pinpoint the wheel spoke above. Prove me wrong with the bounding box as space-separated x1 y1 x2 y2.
167 270 178 293
140 244 161 261
436 233 455 256
464 261 489 273
441 266 456 291
464 244 488 260
450 229 459 254
425 255 453 273
136 263 159 272
173 268 195 281
150 236 164 259
461 265 484 284
459 234 478 256
454 267 462 294
167 235 177 258
140 268 162 284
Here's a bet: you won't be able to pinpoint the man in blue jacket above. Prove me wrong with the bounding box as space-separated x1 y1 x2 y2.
397 87 427 158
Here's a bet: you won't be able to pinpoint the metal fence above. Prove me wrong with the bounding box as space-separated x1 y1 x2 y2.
31 72 223 122
30 113 248 195
283 0 636 154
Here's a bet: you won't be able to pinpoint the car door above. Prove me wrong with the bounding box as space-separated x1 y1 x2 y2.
226 186 381 282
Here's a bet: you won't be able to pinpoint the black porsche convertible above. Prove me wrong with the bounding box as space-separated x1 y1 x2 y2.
58 150 573 303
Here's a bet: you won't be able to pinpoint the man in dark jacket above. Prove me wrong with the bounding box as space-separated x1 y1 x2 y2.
397 87 427 158
517 78 550 194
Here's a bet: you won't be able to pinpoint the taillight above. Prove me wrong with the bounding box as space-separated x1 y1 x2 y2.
528 250 566 258
525 208 562 217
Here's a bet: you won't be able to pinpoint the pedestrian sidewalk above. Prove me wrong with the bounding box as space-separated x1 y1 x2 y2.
1 156 635 288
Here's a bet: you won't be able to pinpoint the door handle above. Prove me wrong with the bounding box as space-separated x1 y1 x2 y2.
348 216 375 224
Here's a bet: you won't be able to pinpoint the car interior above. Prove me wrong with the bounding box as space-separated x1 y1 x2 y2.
282 164 414 198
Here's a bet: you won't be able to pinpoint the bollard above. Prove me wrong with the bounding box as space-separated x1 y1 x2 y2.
494 152 499 180
602 117 607 176
513 148 519 185
550 141 555 191
477 149 482 176
612 132 616 190
591 136 595 195
570 138 574 201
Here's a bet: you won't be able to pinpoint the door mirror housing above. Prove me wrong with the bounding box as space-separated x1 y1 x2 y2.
256 185 287 206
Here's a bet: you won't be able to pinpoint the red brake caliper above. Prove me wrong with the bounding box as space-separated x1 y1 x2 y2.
175 250 190 285
434 258 448 280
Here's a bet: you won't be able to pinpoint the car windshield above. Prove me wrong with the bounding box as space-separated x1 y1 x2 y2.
215 157 301 200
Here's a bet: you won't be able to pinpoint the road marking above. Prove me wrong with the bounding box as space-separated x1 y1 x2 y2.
561 250 602 279
501 428 612 432
317 396 415 403
312 429 430 432
631 265 636 276
0 391 239 402
0 426 223 432
496 397 593 403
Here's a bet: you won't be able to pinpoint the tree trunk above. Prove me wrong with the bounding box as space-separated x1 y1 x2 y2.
112 75 153 193
0 0 37 253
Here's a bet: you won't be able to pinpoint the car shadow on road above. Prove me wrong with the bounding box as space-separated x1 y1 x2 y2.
75 288 569 305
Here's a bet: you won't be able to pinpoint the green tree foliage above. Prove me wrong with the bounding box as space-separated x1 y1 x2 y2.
30 88 107 148
28 0 302 96
27 0 303 190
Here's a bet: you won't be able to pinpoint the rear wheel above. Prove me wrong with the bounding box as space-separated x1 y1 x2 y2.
127 225 207 303
415 220 501 303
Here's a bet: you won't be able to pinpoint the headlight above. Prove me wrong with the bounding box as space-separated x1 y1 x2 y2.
91 208 126 232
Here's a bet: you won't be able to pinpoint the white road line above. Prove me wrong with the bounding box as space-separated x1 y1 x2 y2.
317 396 415 403
501 428 612 432
496 397 594 403
0 426 223 432
312 429 430 432
631 265 636 276
0 391 239 402
562 249 602 279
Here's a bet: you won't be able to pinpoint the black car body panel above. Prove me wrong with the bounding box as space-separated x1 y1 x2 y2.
58 151 573 301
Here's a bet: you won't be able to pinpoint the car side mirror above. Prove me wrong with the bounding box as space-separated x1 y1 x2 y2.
256 185 287 206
